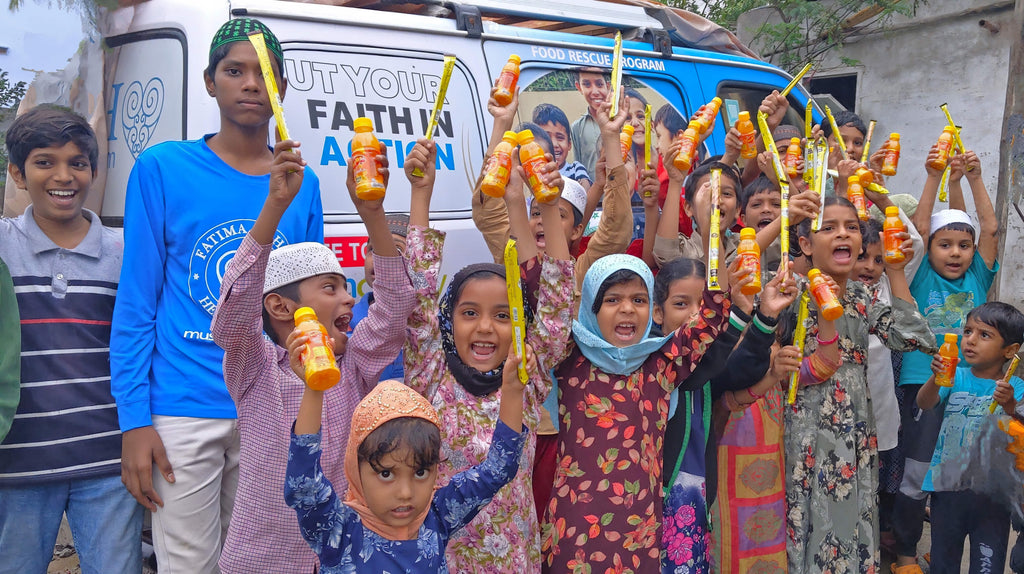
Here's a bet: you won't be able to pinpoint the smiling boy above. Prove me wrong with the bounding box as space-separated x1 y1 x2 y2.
110 19 324 573
533 103 591 186
0 106 140 573
569 67 610 177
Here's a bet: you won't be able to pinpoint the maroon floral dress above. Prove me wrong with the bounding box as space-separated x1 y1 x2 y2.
541 290 729 574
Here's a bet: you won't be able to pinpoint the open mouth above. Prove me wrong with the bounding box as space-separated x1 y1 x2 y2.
832 245 853 265
535 232 546 248
470 342 497 362
858 273 877 284
613 323 637 342
945 262 963 273
757 217 774 231
334 314 352 333
391 505 415 518
47 189 78 207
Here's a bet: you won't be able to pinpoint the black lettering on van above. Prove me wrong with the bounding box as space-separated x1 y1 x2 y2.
309 100 328 129
370 69 399 99
330 102 354 131
364 104 388 130
389 106 414 135
397 71 424 102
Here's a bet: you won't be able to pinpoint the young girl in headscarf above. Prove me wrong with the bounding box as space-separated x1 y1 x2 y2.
541 251 735 573
283 345 532 571
401 138 575 572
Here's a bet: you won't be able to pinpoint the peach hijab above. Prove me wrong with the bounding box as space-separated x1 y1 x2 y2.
343 380 441 540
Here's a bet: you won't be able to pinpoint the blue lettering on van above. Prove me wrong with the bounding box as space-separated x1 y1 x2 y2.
107 82 122 142
320 136 453 171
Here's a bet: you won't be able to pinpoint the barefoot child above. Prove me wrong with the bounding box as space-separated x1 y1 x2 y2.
210 137 413 572
285 347 533 571
786 197 936 573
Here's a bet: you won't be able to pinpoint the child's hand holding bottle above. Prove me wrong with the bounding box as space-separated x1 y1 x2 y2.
487 85 519 133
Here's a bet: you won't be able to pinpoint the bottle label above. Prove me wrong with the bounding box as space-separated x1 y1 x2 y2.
482 154 511 186
353 149 385 191
522 156 553 199
496 70 517 91
737 252 761 287
935 355 959 387
884 228 905 261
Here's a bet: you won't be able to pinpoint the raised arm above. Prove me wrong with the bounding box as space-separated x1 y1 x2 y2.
962 150 999 268
912 144 946 239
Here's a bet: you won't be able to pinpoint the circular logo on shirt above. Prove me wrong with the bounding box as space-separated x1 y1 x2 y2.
188 219 288 316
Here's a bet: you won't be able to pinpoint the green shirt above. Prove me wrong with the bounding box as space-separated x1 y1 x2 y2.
0 256 19 442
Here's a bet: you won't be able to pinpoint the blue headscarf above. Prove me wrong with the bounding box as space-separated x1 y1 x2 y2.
572 254 671 375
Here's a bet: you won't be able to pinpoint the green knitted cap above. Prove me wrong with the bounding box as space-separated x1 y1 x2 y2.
209 18 283 64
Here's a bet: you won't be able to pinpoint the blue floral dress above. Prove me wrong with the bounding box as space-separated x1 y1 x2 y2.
284 422 526 573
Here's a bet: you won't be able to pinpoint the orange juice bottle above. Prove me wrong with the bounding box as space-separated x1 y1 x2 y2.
934 333 959 387
351 117 386 200
882 133 900 176
807 269 843 321
673 121 701 173
847 176 868 221
855 166 874 187
480 131 517 198
294 307 341 390
928 126 957 171
736 111 757 159
696 97 722 134
883 206 906 264
736 227 762 295
784 137 801 179
493 55 521 106
517 129 558 203
619 124 635 162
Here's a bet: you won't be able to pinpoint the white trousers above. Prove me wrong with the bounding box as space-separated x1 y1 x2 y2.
151 415 240 574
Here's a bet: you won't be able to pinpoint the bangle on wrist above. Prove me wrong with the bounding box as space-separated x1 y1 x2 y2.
816 332 839 346
747 387 764 401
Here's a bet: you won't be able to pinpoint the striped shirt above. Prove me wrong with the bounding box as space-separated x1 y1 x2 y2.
0 206 124 484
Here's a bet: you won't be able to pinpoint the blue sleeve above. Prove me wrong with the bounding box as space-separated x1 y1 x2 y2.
284 429 348 564
967 253 998 294
433 421 526 537
1012 376 1024 401
110 153 166 431
304 168 325 244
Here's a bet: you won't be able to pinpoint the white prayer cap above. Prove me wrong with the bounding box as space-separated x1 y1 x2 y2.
263 242 344 294
530 177 588 220
930 209 976 237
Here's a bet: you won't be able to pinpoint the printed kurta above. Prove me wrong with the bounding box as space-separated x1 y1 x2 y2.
784 281 935 574
542 289 729 573
403 226 574 573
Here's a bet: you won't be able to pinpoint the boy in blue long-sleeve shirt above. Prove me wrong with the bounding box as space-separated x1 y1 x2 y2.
110 18 324 573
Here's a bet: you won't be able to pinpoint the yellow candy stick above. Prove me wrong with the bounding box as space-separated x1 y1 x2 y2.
938 165 951 202
758 111 790 267
787 291 811 404
990 355 1021 413
867 182 890 195
803 101 814 184
708 169 722 291
861 120 876 164
610 32 624 119
940 103 967 153
414 55 457 176
504 239 529 384
248 32 289 142
824 105 848 161
644 104 652 169
812 137 828 232
781 62 813 97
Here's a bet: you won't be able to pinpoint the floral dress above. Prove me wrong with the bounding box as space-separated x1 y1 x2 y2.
542 289 729 574
404 226 575 573
284 422 526 573
785 281 935 574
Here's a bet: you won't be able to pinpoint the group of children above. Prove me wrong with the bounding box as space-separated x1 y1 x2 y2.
1 16 1023 574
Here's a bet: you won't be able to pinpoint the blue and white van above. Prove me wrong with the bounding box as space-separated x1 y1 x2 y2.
101 0 817 296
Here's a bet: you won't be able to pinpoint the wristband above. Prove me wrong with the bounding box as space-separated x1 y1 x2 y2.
816 332 839 346
752 311 779 334
747 387 765 400
728 309 750 333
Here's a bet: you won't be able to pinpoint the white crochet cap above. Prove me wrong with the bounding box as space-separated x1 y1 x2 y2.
263 242 344 294
930 209 976 237
529 177 588 220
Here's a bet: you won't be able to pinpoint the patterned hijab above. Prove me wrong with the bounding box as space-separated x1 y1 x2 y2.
438 262 533 396
572 254 671 375
343 380 441 540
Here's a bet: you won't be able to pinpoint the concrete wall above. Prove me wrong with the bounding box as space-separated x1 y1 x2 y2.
738 0 1024 308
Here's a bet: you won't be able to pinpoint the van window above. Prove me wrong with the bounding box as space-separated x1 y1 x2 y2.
716 82 807 134
102 30 187 222
282 46 487 219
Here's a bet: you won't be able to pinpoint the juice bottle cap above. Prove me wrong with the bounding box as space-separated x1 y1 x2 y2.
711 97 722 105
502 131 518 142
885 206 900 217
294 306 318 324
738 111 750 121
622 125 635 136
516 129 535 145
942 125 957 134
687 120 700 131
807 268 822 281
739 227 756 240
944 333 958 344
847 175 860 185
508 54 521 64
790 137 800 145
353 117 373 132
890 132 900 140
